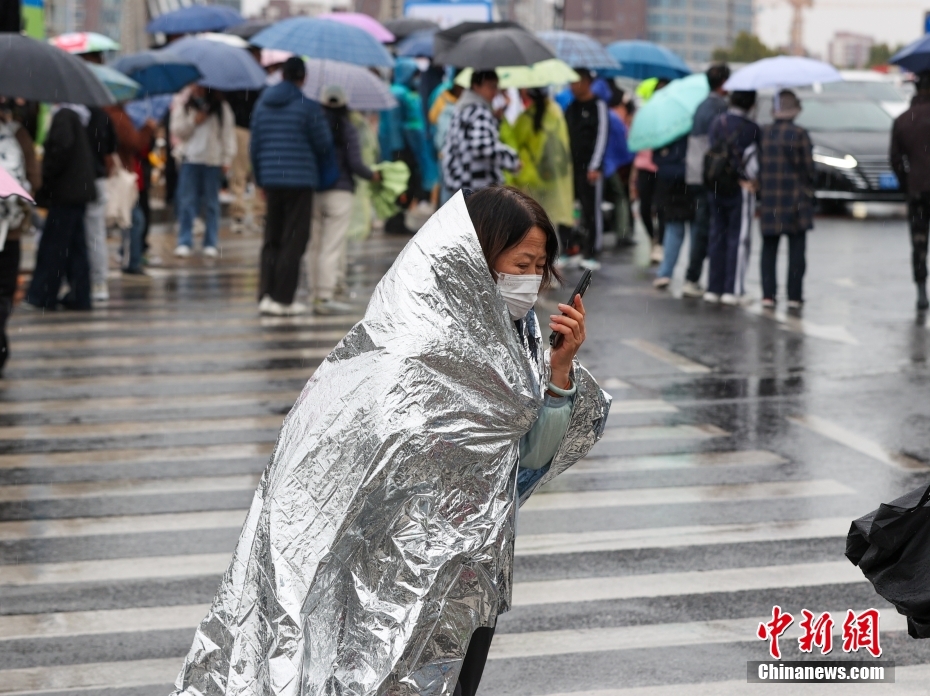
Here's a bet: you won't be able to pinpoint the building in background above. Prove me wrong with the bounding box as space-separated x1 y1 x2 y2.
564 0 753 64
828 31 873 69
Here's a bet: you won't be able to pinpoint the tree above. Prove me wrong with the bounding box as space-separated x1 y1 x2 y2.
868 43 904 68
712 32 781 63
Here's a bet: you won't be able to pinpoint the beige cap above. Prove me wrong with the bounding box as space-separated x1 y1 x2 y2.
320 84 347 108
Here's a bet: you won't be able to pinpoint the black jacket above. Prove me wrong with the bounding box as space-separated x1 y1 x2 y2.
891 93 930 196
37 108 97 207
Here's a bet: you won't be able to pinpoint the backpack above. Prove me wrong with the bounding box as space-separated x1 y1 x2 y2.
703 116 741 197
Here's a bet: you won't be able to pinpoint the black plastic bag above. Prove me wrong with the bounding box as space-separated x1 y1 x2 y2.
846 482 930 638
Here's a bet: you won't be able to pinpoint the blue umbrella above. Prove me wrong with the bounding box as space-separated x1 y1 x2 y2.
147 5 244 35
87 63 141 102
606 40 690 80
537 30 620 72
890 37 930 73
110 49 202 96
125 94 173 128
250 17 394 68
396 29 435 58
164 37 266 91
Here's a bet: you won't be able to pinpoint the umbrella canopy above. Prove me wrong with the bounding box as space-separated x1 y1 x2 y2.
0 167 34 204
433 21 524 64
301 59 396 111
0 33 114 106
49 31 120 54
536 30 620 72
88 63 141 102
384 17 438 41
165 37 266 91
125 94 173 128
724 56 842 91
111 49 202 96
396 29 436 58
147 5 244 35
628 73 709 151
443 28 555 70
196 31 250 48
318 12 394 43
225 19 273 40
260 48 292 67
250 17 394 68
606 40 690 80
891 35 930 73
455 59 578 89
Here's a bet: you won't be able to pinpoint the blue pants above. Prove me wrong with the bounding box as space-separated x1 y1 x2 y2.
123 203 145 272
656 220 687 279
27 204 91 310
708 189 754 296
176 162 221 249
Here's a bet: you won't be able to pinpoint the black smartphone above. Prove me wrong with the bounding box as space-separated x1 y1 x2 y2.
549 269 592 348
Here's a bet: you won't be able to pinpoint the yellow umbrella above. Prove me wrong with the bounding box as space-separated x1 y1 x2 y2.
455 59 579 90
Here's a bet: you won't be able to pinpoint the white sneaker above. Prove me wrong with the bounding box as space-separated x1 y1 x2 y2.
203 246 219 259
174 244 192 258
681 280 703 298
703 291 720 304
92 283 109 302
787 299 803 309
761 298 776 309
258 295 274 314
653 276 670 289
283 301 307 316
650 244 664 264
260 298 288 316
579 258 601 271
720 293 738 306
313 298 354 316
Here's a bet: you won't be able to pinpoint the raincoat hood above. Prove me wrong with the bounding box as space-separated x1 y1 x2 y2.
261 79 304 108
172 191 610 696
393 56 419 88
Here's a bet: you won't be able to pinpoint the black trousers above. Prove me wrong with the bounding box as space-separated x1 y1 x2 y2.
761 232 806 302
636 169 663 245
453 626 495 696
27 204 90 310
685 188 711 283
907 193 930 284
0 239 20 373
573 168 603 258
260 188 313 305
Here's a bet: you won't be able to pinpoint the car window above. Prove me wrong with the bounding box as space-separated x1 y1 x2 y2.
755 98 893 131
821 81 907 102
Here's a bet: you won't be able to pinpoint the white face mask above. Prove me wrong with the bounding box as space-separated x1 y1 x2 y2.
496 273 543 320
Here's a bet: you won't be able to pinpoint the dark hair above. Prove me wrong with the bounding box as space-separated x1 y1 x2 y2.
465 186 561 289
730 90 757 110
656 78 671 90
527 88 548 133
323 105 348 149
574 68 593 83
282 56 306 83
918 71 930 93
607 83 625 108
706 63 731 91
471 70 498 88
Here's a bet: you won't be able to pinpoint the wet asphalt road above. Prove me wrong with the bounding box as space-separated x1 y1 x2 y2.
1 209 929 695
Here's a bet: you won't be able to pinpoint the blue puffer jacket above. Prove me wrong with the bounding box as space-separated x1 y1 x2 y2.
250 80 334 189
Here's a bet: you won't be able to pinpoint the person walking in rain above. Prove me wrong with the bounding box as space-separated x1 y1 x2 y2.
170 185 610 696
891 70 930 311
759 90 815 310
501 88 574 243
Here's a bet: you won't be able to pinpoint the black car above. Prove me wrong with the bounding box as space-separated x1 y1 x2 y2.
756 94 904 208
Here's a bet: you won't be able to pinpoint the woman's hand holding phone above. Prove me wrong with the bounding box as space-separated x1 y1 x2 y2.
548 295 586 391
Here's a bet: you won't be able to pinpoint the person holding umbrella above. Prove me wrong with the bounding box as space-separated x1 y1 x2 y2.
170 85 237 258
891 70 930 311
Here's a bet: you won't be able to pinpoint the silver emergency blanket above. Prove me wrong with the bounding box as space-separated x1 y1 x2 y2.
172 191 611 696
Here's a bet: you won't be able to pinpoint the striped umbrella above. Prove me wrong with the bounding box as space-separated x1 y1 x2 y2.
302 59 396 111
317 12 394 43
250 17 394 68
537 30 621 72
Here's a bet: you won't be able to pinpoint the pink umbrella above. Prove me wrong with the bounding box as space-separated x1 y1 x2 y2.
261 48 293 68
0 168 33 204
318 12 395 43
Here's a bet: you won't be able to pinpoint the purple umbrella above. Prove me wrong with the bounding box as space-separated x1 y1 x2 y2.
318 12 394 44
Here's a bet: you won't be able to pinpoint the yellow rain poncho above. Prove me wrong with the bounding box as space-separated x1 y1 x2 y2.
501 99 574 228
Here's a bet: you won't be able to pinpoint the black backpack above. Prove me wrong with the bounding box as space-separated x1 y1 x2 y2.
703 116 741 197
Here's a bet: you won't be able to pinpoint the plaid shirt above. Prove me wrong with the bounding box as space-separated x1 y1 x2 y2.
759 119 815 236
441 96 519 191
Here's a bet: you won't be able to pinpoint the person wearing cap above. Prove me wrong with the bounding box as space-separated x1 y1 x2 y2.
759 90 815 310
250 56 334 316
308 85 380 316
891 71 930 311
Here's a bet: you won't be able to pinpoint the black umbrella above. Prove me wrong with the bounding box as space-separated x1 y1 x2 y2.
384 17 438 42
442 27 555 71
433 20 524 64
846 482 930 638
0 32 113 105
225 19 273 41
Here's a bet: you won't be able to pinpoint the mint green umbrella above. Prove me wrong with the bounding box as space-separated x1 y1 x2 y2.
88 63 141 102
628 73 709 152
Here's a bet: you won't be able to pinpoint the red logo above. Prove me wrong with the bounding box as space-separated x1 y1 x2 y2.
757 605 794 659
798 609 834 655
842 608 882 657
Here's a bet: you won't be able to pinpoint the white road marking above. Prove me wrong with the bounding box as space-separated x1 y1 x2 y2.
607 400 678 414
0 510 249 541
0 416 284 443
524 479 854 512
0 474 261 502
597 424 728 442
622 339 711 373
0 442 273 470
567 450 786 474
746 306 859 346
788 415 929 471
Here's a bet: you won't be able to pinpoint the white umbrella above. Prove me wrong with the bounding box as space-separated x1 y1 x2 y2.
724 56 842 91
302 59 396 111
